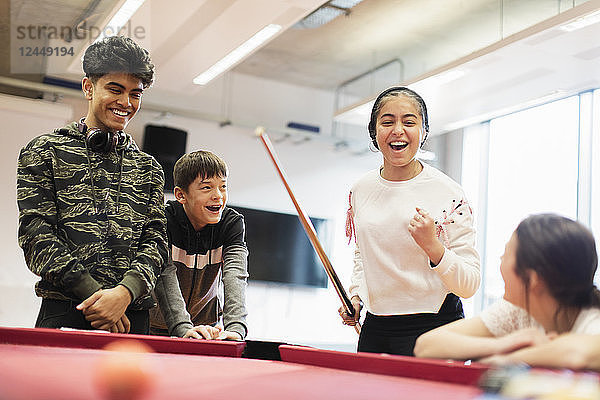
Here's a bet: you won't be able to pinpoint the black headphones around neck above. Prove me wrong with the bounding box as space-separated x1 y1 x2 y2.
78 119 123 153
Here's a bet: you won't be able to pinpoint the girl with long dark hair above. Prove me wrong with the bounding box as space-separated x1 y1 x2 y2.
415 213 600 364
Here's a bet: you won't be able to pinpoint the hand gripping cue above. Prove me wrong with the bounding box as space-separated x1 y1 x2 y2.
255 126 361 334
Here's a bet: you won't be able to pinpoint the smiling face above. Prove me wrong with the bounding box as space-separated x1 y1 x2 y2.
375 96 424 181
175 174 228 231
82 72 143 133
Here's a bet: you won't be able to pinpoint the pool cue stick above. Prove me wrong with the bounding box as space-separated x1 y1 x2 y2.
255 126 361 334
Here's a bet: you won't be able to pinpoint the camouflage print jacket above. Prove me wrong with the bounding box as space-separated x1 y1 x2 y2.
17 121 168 310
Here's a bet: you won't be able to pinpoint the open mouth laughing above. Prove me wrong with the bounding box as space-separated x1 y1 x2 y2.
389 141 409 151
206 205 222 213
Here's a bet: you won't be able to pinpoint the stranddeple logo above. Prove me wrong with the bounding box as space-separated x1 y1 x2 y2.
14 20 146 44
11 19 149 71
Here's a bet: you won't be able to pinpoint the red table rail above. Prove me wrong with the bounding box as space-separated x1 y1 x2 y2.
279 344 490 386
0 326 246 357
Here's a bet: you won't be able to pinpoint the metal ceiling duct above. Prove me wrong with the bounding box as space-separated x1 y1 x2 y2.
294 0 365 29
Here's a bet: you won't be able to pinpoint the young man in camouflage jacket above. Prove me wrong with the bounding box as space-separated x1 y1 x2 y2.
17 36 168 334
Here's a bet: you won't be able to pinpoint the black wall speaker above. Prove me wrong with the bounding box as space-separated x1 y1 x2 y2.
142 125 188 191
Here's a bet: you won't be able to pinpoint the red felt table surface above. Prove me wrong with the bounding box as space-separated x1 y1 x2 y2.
0 343 483 400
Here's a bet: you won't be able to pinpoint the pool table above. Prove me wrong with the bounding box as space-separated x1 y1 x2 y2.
0 326 487 400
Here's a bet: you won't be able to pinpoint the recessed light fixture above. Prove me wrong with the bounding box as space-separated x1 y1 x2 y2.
193 24 282 86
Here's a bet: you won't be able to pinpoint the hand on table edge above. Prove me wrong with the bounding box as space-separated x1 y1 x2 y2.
183 324 222 340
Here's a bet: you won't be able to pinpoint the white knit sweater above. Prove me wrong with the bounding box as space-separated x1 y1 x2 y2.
348 162 481 315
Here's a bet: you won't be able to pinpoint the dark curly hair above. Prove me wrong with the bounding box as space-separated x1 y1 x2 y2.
368 86 429 150
515 214 600 325
83 36 154 88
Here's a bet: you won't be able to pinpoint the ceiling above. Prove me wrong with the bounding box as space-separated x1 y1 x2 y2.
335 0 600 134
2 0 600 136
236 0 576 90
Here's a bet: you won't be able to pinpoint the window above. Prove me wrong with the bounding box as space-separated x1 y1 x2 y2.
465 96 581 308
592 89 600 286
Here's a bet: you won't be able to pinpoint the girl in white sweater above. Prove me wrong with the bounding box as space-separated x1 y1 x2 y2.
339 87 481 355
414 213 600 364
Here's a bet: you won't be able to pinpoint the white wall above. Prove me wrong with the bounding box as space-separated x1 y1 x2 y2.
147 71 339 136
0 77 379 349
0 94 73 327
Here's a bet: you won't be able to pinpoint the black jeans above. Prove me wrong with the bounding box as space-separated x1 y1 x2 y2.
149 326 170 336
35 298 150 335
358 294 464 356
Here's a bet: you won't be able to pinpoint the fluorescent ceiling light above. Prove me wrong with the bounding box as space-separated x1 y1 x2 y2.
94 0 147 43
559 10 600 32
193 24 282 86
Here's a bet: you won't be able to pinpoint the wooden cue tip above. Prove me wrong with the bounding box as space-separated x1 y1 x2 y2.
254 126 265 137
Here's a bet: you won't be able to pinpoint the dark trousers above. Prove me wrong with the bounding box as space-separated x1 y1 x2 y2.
35 298 150 335
149 326 170 336
358 294 464 356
